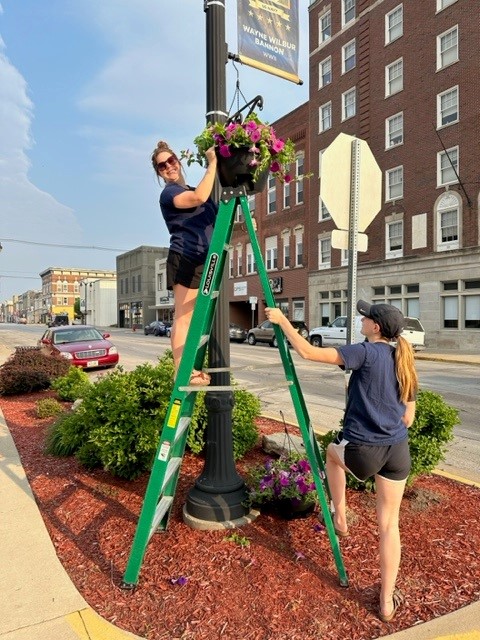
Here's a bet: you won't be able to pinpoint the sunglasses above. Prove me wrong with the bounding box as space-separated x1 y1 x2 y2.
156 155 177 172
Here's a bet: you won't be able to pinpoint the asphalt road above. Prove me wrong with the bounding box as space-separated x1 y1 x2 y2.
1 324 479 481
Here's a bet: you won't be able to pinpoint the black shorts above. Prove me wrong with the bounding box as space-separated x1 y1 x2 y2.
331 432 411 482
167 251 204 290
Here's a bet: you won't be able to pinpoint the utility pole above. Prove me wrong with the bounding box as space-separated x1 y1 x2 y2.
184 0 249 525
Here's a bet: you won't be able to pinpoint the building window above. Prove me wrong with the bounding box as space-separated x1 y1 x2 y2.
342 39 356 73
120 279 124 295
268 174 276 214
443 295 458 328
283 181 290 209
386 220 403 258
265 236 278 271
318 237 331 269
342 87 356 120
74 281 79 294
296 153 304 204
386 5 403 44
292 299 305 322
437 86 459 127
319 56 332 88
319 197 331 221
137 274 141 292
437 0 457 10
437 146 459 186
439 208 458 246
56 280 62 292
442 280 480 329
386 166 404 201
62 280 68 293
295 228 303 267
465 292 480 328
385 58 403 96
319 10 331 43
132 276 136 293
246 243 256 274
437 26 458 70
248 194 255 216
125 277 128 294
234 204 244 223
386 112 403 148
236 245 243 276
342 0 355 26
283 234 290 268
229 248 234 278
319 102 332 132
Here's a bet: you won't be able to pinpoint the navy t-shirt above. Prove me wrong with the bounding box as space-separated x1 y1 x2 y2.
160 183 217 264
337 341 408 445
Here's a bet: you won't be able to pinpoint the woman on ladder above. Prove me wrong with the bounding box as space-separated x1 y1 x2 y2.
265 300 418 622
151 141 217 385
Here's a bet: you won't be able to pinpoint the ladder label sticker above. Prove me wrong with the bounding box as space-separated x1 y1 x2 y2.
202 253 219 295
166 399 181 428
158 442 170 462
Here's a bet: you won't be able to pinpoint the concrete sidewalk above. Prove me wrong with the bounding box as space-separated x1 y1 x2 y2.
1 347 479 639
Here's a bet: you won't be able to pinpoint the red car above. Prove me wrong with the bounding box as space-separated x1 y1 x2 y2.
38 325 119 369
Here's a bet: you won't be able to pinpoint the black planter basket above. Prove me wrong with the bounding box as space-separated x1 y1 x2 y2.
216 147 269 195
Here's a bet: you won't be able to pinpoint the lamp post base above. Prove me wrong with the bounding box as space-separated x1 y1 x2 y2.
183 502 259 531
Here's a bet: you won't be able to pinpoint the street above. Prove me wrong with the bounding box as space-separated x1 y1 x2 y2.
1 324 479 480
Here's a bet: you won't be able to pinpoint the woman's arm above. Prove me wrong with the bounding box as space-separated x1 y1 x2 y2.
173 147 217 209
265 307 344 365
402 400 416 427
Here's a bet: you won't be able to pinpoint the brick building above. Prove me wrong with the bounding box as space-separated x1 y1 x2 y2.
307 0 480 349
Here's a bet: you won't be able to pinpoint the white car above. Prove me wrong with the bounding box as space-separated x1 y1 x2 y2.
309 315 426 351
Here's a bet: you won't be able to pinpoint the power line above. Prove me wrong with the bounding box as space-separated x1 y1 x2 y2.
0 238 128 252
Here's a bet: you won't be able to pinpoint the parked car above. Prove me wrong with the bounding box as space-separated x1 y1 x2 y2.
247 319 309 347
38 325 119 369
309 315 426 351
229 322 247 343
144 320 168 336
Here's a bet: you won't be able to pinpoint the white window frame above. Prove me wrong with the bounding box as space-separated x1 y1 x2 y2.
228 247 234 278
268 174 276 214
437 146 459 186
236 244 243 276
436 0 457 10
437 25 459 70
319 102 332 132
342 0 355 27
342 87 356 120
246 243 256 274
282 232 290 269
319 10 331 44
319 196 331 221
437 86 459 128
385 58 403 97
318 236 331 270
265 236 278 271
319 56 332 88
294 227 304 267
436 192 461 252
385 166 404 201
283 180 290 209
385 5 403 45
296 153 304 205
342 39 356 73
386 220 404 259
386 112 404 148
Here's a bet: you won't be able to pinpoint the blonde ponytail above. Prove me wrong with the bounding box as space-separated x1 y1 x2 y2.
395 336 419 403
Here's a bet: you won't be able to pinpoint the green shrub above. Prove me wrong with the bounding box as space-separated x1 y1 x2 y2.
0 347 71 395
46 351 260 480
36 397 65 418
51 366 91 401
317 389 458 491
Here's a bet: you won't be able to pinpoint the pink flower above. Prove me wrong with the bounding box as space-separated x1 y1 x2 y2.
284 174 292 183
270 161 281 173
218 144 232 158
271 138 285 153
249 129 262 143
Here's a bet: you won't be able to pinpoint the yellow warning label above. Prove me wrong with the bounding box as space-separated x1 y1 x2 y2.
167 399 181 428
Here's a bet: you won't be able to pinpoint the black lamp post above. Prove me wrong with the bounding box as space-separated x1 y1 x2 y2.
184 0 249 524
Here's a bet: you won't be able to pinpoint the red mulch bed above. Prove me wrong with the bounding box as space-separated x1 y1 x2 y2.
2 390 480 640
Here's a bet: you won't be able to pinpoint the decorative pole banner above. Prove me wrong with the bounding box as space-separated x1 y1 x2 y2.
237 0 301 84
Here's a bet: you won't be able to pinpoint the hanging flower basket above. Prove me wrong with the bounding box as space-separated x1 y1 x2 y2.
215 146 269 194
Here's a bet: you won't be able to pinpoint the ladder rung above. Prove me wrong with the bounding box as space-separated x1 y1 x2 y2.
175 416 191 442
199 335 209 347
178 384 235 392
149 496 174 538
162 457 182 492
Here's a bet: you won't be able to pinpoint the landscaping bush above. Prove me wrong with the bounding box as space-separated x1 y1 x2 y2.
36 397 65 418
317 389 459 491
51 366 92 401
0 347 71 395
46 351 260 480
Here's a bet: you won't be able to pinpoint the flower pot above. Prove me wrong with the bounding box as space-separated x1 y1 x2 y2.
263 497 316 520
216 147 269 195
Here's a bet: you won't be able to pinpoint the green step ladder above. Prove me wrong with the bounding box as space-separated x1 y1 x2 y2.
122 187 349 588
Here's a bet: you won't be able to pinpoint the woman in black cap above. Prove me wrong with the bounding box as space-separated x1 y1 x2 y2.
265 300 418 622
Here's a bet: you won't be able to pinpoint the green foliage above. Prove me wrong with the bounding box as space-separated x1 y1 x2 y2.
36 397 65 419
317 389 459 491
0 347 71 396
46 350 260 480
51 366 92 401
224 532 251 547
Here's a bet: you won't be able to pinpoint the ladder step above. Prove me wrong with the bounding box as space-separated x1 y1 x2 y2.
149 496 174 538
175 416 191 443
199 335 209 347
162 457 182 492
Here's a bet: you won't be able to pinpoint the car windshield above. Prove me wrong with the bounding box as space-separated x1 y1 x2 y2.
53 328 103 344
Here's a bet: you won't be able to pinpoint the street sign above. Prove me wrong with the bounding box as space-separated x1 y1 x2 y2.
320 133 382 232
331 229 368 252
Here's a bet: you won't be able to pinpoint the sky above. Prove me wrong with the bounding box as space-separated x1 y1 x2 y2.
0 0 309 303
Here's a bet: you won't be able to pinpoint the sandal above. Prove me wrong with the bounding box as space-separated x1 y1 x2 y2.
189 370 211 386
379 588 404 622
334 527 349 538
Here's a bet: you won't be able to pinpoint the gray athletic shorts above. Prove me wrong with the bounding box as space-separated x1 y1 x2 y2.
331 431 411 482
167 250 204 290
